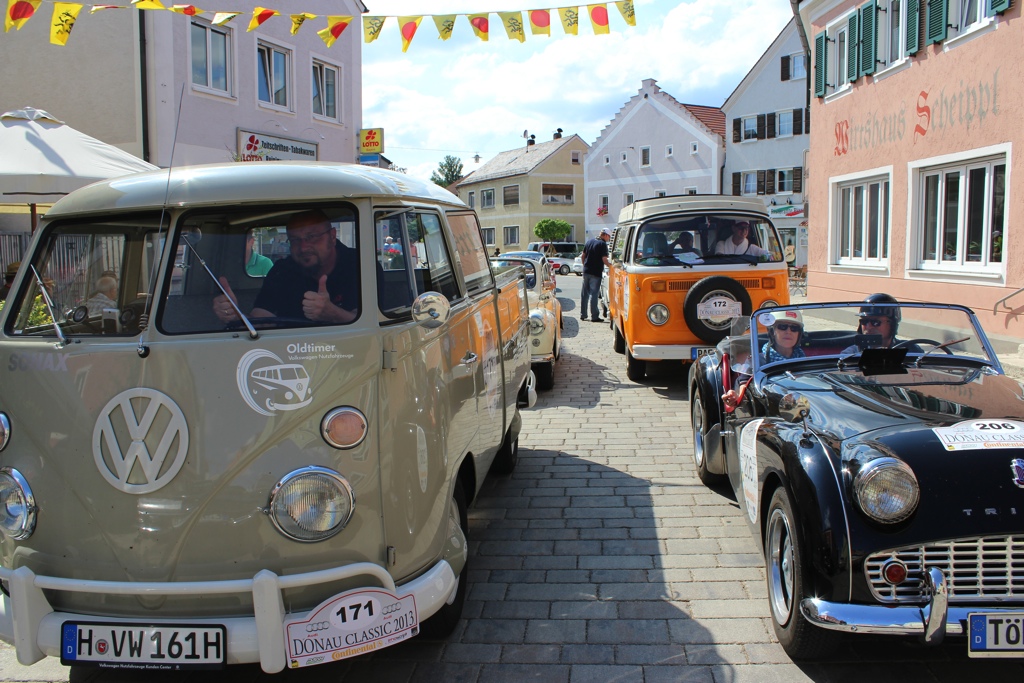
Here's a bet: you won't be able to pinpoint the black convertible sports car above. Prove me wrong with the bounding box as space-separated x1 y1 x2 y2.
689 299 1024 659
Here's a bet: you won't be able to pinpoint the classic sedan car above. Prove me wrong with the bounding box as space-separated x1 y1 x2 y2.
491 257 562 390
502 251 556 290
689 300 1024 660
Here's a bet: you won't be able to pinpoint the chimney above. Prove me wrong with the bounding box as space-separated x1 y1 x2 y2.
553 128 563 139
526 134 536 147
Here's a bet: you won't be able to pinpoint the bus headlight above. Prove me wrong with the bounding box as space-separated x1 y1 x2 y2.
267 467 354 542
0 468 36 540
647 304 669 326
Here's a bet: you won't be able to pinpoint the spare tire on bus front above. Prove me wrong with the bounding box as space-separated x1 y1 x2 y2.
683 276 752 344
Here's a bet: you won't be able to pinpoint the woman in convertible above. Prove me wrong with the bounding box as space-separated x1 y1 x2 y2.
762 310 806 363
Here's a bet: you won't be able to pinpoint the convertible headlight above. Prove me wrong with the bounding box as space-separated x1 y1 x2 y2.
853 457 919 524
647 304 669 326
267 467 354 542
529 312 545 335
0 468 36 540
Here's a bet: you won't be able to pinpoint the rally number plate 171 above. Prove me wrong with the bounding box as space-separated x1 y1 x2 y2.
968 612 1024 657
284 587 419 668
60 622 226 670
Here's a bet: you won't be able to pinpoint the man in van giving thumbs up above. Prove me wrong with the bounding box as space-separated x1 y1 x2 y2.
213 209 359 325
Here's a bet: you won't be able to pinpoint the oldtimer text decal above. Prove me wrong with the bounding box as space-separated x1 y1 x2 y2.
932 420 1024 451
92 388 189 494
740 418 764 523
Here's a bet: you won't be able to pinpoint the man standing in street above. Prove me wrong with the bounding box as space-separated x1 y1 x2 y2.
581 227 612 322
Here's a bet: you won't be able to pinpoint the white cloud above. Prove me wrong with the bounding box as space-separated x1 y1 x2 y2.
362 0 794 180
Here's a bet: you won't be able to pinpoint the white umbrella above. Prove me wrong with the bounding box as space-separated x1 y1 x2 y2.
0 107 158 229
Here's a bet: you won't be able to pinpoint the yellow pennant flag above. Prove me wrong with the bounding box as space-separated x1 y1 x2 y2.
290 12 315 34
615 0 635 26
528 9 551 36
90 5 124 12
317 15 351 47
557 7 579 35
466 13 488 41
363 15 385 43
169 4 202 16
499 11 525 42
247 6 278 31
210 11 236 25
432 14 454 40
50 2 82 45
587 4 609 34
398 16 422 52
131 0 164 9
5 0 41 31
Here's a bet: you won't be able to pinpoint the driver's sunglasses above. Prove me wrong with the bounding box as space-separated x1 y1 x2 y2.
286 228 332 247
774 323 802 333
860 318 886 328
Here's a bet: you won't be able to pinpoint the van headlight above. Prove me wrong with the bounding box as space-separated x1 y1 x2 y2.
647 304 669 326
267 467 354 542
853 457 919 524
0 413 9 451
0 468 36 540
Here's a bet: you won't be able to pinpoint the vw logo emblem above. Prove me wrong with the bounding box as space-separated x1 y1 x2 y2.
92 388 189 494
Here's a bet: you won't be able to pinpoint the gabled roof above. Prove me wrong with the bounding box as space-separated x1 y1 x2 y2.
722 18 800 110
590 79 725 154
457 134 587 187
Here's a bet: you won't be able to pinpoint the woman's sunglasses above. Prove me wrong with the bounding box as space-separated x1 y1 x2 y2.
774 323 802 333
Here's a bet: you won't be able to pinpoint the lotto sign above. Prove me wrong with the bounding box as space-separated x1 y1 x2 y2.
932 420 1024 451
359 128 385 154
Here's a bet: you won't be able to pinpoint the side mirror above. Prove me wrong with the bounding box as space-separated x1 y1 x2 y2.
411 291 450 329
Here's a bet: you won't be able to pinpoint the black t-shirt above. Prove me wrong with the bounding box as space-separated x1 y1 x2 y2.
583 237 608 276
253 241 359 321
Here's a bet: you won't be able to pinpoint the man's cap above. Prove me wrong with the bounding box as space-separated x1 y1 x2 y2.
733 221 751 229
601 227 613 236
4 261 20 278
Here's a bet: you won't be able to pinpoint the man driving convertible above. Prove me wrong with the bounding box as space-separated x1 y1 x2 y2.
842 293 916 353
213 209 359 325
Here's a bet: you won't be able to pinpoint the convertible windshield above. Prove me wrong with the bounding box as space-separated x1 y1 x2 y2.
747 303 998 373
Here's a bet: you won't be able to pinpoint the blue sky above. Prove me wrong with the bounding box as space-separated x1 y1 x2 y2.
360 0 795 181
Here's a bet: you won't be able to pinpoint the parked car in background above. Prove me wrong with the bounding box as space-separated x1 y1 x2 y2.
572 255 583 276
527 242 582 276
492 256 562 390
606 195 789 382
690 300 1024 661
502 250 556 289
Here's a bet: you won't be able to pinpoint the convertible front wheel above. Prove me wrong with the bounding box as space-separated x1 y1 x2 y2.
691 385 724 485
765 487 837 659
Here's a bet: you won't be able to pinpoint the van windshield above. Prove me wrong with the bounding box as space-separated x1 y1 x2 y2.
626 215 784 266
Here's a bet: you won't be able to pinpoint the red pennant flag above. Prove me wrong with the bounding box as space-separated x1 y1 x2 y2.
247 6 277 31
529 9 550 35
399 16 422 52
467 13 489 41
588 4 610 34
5 0 41 32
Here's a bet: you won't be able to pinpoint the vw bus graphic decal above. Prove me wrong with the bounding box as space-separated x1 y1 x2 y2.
237 349 313 416
92 388 190 494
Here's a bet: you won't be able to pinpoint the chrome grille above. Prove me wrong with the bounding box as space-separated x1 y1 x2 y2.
865 535 1024 604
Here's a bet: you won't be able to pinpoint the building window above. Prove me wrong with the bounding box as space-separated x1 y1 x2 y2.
742 116 758 141
257 42 290 108
684 187 698 196
542 184 574 204
191 21 230 94
312 60 339 121
833 23 848 93
623 193 634 206
503 226 519 245
481 227 495 246
836 175 890 264
689 142 698 155
777 111 793 137
667 145 674 157
776 168 796 194
790 53 807 79
571 150 581 165
604 155 610 165
916 155 1005 271
742 172 757 196
598 195 609 214
884 0 906 66
655 190 667 198
481 189 495 209
620 151 627 163
503 185 520 206
467 191 475 209
640 146 651 167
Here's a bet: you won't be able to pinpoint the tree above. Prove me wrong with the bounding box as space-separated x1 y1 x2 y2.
533 218 573 242
430 155 463 187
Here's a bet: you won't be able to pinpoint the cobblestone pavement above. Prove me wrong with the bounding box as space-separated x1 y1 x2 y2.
3 279 1024 682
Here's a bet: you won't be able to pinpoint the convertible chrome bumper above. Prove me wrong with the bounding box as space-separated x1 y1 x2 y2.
0 560 456 673
801 567 1021 643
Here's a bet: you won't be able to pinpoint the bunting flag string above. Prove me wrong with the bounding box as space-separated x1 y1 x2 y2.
3 0 636 47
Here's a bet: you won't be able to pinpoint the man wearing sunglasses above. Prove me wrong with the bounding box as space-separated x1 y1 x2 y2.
842 293 905 353
214 209 359 325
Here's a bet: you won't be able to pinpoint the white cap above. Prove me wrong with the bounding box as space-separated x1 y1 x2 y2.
601 227 613 236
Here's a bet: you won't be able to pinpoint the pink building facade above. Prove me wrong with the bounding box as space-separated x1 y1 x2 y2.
799 0 1022 346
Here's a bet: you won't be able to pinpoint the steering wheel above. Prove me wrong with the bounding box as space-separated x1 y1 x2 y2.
893 338 953 354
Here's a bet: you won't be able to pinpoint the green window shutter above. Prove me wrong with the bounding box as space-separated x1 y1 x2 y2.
989 0 1011 14
906 0 921 54
732 172 741 196
814 31 828 97
927 0 948 45
847 13 859 83
860 2 877 77
793 167 803 194
733 118 741 143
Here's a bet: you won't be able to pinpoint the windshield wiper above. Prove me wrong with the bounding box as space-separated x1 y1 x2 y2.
28 264 68 348
180 230 259 340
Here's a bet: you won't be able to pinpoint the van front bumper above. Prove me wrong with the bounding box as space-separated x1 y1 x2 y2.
630 344 713 361
0 560 456 673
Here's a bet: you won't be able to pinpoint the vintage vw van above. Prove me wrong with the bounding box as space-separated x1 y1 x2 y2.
606 195 789 382
0 162 530 672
